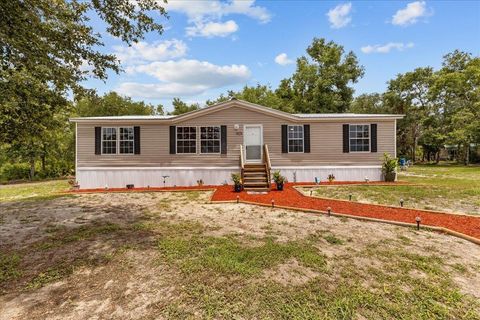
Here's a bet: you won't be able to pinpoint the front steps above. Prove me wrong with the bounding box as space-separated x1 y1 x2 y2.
243 164 270 191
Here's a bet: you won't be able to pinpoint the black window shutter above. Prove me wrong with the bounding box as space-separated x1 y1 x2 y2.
95 127 101 155
169 126 176 154
281 125 288 153
342 124 349 153
303 124 310 153
371 124 377 153
221 125 227 154
134 126 140 154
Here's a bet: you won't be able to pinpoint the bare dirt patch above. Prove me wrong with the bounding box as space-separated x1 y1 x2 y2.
262 258 319 286
1 191 480 319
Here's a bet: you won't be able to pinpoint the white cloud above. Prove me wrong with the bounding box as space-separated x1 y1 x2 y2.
113 39 187 64
274 53 294 66
116 82 209 99
392 1 430 26
166 0 271 23
186 20 239 38
327 3 352 29
118 59 251 98
127 59 250 86
361 42 415 54
165 0 270 37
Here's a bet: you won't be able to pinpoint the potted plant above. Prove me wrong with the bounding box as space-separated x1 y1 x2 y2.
231 173 242 192
327 174 335 183
68 179 80 190
197 179 204 186
382 152 398 182
272 170 286 191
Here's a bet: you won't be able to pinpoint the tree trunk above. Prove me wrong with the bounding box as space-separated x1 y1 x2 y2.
29 158 35 180
465 143 470 166
41 154 46 172
41 143 46 172
435 151 440 164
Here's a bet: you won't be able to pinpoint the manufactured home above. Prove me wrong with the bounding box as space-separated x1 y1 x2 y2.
70 99 403 190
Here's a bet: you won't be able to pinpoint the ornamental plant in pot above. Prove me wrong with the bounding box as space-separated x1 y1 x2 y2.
272 170 286 191
231 173 242 192
382 152 398 182
327 174 335 183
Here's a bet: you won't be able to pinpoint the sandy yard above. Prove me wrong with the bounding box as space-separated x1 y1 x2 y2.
0 191 479 319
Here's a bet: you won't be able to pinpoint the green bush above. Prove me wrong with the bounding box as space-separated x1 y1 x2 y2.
381 153 398 175
0 162 73 182
0 163 31 181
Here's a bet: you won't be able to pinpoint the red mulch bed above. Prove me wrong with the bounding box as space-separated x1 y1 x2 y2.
67 182 480 241
211 183 480 241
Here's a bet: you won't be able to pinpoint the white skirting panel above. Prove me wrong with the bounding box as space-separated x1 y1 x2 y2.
76 165 383 189
272 166 382 183
76 167 238 189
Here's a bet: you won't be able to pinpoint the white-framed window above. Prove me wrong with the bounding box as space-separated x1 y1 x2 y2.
119 127 134 154
102 127 117 154
102 127 135 155
349 124 370 152
176 126 197 154
200 126 221 154
288 125 304 153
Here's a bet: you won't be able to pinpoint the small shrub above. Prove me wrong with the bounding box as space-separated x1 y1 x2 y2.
231 173 242 186
272 171 285 184
382 153 398 175
0 163 31 181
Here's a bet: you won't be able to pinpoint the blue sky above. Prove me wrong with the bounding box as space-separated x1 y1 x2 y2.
85 1 480 112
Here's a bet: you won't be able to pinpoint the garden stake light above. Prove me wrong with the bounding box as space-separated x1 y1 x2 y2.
400 199 404 207
327 207 331 216
271 199 275 208
310 190 313 196
162 175 169 188
416 216 421 230
349 194 352 201
237 195 240 203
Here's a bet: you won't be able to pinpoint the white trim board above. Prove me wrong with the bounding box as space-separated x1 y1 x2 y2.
77 165 382 171
272 165 381 169
77 166 240 171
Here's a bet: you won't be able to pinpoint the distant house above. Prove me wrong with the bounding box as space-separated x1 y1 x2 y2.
70 99 403 190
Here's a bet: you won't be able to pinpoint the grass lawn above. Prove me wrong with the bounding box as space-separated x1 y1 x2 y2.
310 164 480 215
0 180 70 203
1 183 479 319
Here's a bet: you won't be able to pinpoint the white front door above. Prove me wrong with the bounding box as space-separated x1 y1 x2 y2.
244 125 263 162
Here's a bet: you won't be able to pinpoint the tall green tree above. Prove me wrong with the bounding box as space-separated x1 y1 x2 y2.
430 50 480 164
169 98 200 115
207 84 292 112
276 38 364 113
0 0 167 178
385 67 434 161
76 92 163 117
349 93 389 114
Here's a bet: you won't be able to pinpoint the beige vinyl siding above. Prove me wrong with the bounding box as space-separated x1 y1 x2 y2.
77 105 395 168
